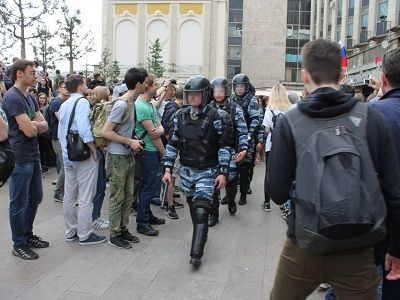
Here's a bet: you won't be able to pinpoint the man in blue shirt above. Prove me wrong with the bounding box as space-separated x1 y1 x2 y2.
2 59 49 260
58 74 106 246
49 81 69 202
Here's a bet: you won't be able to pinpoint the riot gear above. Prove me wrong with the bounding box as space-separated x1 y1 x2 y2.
183 75 212 107
232 73 250 95
211 77 230 99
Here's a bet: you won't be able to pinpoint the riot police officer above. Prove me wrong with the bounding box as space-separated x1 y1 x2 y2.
162 75 231 268
229 74 260 205
208 77 248 227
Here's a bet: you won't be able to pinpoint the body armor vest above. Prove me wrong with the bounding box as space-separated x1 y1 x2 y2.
177 106 219 169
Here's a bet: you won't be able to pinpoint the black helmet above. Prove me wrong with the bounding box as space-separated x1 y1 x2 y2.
232 73 250 94
249 83 256 96
183 75 211 107
211 77 229 98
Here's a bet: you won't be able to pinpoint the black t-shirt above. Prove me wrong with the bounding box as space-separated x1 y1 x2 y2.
37 85 49 96
49 97 62 140
1 86 40 163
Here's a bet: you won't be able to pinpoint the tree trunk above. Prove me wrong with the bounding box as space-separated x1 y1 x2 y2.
69 59 73 74
19 0 26 59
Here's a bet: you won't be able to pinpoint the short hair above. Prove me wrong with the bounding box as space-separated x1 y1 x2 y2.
65 74 85 93
28 86 37 94
143 75 156 92
56 69 60 74
124 67 148 90
301 39 342 85
382 49 400 88
175 86 184 100
339 84 356 97
58 80 65 88
93 72 101 79
11 59 35 82
91 86 110 104
287 91 300 104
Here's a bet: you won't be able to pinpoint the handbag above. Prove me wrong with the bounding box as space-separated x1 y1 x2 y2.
0 140 15 187
66 97 91 161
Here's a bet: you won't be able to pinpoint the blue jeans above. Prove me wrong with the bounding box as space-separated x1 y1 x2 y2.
9 160 43 247
92 149 107 221
136 151 160 227
325 265 383 300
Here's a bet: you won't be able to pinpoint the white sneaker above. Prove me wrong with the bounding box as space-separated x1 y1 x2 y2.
98 217 110 225
93 218 109 230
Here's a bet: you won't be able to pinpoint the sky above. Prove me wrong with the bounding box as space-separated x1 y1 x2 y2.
2 0 102 74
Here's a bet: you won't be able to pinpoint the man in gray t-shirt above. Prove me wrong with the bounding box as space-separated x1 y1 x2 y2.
107 100 135 155
102 67 148 249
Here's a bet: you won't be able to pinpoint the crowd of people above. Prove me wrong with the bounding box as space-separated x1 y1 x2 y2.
1 38 400 299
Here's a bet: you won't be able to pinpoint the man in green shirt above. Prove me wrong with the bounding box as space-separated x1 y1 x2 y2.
135 75 166 236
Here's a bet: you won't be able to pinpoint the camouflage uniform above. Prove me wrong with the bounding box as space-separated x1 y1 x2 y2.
230 93 260 202
208 100 248 219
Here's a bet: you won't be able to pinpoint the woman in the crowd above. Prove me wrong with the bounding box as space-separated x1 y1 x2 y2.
37 78 52 99
261 83 291 213
37 93 54 174
90 86 111 230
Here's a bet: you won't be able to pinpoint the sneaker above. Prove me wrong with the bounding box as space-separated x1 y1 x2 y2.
121 230 140 243
54 193 64 203
12 246 39 260
173 200 184 209
149 215 166 225
109 235 132 249
166 205 179 219
261 202 271 212
42 167 49 175
66 232 78 242
93 218 110 230
130 207 137 216
79 233 107 246
98 217 110 225
238 194 247 205
26 235 49 248
150 198 162 206
220 196 228 205
319 283 330 290
137 225 159 236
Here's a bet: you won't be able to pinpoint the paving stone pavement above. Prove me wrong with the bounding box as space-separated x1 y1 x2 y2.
0 163 324 300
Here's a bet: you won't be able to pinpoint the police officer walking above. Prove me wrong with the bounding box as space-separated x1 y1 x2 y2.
162 75 231 268
208 77 248 227
229 74 260 205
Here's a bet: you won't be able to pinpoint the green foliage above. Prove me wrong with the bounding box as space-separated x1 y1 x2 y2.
147 38 165 78
31 26 56 73
111 60 120 82
57 1 94 73
0 0 58 58
99 48 112 82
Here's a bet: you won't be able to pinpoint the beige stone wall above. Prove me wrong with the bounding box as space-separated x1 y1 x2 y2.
241 0 287 88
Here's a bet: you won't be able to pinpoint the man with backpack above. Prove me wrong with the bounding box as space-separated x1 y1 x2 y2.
102 67 147 249
268 39 400 299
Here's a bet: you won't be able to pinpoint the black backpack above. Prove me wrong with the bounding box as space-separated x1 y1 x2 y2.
0 140 15 187
286 102 387 254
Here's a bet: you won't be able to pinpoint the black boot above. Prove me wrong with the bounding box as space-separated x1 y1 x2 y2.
190 198 210 268
208 190 219 227
247 186 252 195
225 186 237 215
239 163 250 198
238 194 247 205
187 197 195 225
220 195 228 205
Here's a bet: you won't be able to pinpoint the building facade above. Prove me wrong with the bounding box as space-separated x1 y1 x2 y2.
311 0 400 86
103 0 309 88
102 0 228 80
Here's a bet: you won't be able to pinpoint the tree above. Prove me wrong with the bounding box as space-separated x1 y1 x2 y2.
0 0 58 58
99 48 112 82
31 26 56 73
111 60 120 82
57 2 94 74
147 38 165 78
